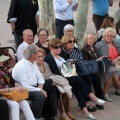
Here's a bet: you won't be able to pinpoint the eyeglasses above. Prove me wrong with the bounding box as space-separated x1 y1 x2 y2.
39 34 48 37
66 30 74 32
106 35 114 38
68 40 76 44
53 45 62 49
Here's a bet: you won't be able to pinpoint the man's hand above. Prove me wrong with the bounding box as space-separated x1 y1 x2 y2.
73 3 78 9
38 84 43 89
41 89 47 98
14 87 25 92
68 0 72 5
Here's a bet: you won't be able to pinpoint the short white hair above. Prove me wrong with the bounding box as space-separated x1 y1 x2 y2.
24 44 37 59
23 29 33 36
63 24 74 34
102 27 116 38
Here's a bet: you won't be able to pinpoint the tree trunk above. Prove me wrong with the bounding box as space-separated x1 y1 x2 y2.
74 0 89 48
38 0 55 34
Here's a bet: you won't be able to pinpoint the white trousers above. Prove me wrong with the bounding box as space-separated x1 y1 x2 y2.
7 100 35 120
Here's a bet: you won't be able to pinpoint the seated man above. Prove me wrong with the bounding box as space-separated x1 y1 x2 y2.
17 29 34 61
12 44 46 120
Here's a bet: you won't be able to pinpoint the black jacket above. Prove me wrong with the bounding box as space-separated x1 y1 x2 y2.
44 53 60 75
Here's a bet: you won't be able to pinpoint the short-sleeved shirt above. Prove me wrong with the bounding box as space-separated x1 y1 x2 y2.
92 0 109 16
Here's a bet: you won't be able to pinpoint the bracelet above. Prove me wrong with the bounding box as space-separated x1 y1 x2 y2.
7 86 10 92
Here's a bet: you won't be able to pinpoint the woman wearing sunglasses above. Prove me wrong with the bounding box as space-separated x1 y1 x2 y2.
44 38 105 120
60 34 105 110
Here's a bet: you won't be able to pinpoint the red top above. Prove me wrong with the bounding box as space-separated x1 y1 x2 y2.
108 45 119 60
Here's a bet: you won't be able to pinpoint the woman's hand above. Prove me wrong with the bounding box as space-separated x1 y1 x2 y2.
96 56 104 61
41 89 47 98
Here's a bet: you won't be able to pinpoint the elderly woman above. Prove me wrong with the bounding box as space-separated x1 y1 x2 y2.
63 24 74 35
0 53 35 120
36 48 75 120
45 38 105 120
60 34 105 110
63 24 77 48
95 27 120 95
36 28 50 54
81 32 116 102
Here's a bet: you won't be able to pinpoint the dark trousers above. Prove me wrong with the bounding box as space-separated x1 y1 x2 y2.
92 14 108 31
14 33 23 49
67 76 92 109
42 79 58 118
29 91 46 119
82 74 104 99
0 99 10 120
55 18 74 39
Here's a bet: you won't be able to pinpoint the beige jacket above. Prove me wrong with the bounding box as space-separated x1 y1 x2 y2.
38 62 72 98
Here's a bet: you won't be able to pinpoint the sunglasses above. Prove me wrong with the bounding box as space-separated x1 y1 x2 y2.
68 40 76 44
53 45 62 49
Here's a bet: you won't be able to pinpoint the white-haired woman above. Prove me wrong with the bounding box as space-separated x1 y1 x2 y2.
95 27 120 96
81 32 117 102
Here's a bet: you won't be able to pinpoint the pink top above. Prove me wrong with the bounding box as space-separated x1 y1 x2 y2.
108 45 119 60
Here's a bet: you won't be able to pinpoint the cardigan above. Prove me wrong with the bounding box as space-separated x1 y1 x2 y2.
95 40 120 57
81 44 99 60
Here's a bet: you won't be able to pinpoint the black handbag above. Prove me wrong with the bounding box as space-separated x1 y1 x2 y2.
97 57 112 74
76 59 99 76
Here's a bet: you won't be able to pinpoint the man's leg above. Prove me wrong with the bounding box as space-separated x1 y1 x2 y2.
14 33 23 49
0 99 10 120
29 91 46 119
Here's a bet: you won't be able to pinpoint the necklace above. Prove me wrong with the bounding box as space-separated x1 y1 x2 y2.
37 63 45 73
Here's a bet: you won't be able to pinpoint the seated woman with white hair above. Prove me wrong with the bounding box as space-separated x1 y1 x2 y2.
63 24 78 47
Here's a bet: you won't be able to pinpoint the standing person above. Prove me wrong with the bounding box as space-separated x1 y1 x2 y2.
17 29 34 61
12 45 46 120
7 0 40 49
113 1 120 24
92 0 113 31
54 0 78 39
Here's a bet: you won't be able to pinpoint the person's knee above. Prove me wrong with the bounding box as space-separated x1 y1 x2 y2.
10 101 19 110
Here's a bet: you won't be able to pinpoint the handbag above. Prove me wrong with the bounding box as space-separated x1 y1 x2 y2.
97 57 112 74
76 59 99 76
61 61 78 77
1 89 28 101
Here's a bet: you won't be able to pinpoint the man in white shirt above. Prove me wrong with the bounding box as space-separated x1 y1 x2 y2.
17 29 33 61
12 44 47 120
54 0 78 39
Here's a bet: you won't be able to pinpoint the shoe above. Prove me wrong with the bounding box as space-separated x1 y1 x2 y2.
96 105 104 110
96 99 105 105
104 94 112 102
87 105 97 112
60 116 71 120
115 90 120 96
66 113 76 120
81 113 97 120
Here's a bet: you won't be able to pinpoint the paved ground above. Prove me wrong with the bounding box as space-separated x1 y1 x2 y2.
0 0 120 120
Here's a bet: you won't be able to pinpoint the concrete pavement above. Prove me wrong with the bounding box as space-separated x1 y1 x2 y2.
0 0 120 120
